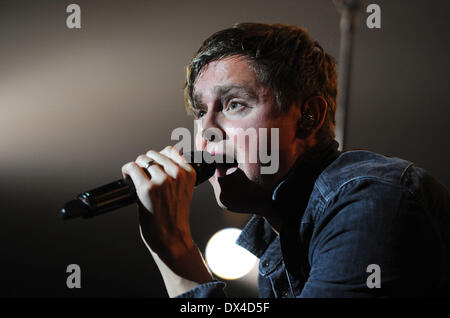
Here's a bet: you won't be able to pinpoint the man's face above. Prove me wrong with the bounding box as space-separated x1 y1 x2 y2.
193 55 302 213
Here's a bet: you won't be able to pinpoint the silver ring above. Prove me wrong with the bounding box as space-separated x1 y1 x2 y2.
145 160 154 169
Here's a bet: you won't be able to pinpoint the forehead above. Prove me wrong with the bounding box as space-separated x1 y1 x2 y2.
193 56 261 99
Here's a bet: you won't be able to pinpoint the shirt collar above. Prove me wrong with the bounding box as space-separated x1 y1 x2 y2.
272 137 340 218
236 138 341 257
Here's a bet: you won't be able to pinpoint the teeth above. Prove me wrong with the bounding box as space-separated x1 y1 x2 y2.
225 167 238 175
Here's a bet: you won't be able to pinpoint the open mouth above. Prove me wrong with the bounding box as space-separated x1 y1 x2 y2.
215 162 239 177
209 152 239 177
214 155 239 177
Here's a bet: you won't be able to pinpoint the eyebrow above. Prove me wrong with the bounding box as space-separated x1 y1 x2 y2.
192 84 258 109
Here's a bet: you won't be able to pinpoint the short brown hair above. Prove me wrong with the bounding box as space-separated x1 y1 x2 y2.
184 22 337 141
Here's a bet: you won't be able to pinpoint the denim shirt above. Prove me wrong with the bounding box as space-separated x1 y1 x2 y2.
177 140 450 298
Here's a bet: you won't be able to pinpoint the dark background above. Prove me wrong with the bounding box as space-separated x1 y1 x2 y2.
1 0 449 297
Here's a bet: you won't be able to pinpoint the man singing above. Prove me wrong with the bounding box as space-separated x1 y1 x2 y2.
121 23 449 297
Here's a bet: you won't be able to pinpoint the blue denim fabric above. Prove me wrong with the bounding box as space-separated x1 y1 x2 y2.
176 140 450 298
174 281 227 298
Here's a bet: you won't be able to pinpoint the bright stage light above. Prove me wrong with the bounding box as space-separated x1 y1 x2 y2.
205 228 257 280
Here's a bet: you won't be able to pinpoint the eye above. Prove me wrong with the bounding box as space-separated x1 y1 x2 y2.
226 101 245 112
193 109 206 119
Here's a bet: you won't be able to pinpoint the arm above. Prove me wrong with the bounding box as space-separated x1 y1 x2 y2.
122 146 224 297
140 227 213 297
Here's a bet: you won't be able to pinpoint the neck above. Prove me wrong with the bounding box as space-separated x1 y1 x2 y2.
264 215 283 235
259 137 341 233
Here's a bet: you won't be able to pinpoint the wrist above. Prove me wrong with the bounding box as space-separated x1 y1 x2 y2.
150 244 214 298
166 243 213 284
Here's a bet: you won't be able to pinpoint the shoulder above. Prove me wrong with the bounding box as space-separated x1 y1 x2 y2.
305 150 417 245
315 150 415 199
302 151 449 296
307 150 438 236
306 150 449 263
312 149 448 214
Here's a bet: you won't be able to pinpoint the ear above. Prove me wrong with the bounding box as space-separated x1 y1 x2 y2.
296 96 328 139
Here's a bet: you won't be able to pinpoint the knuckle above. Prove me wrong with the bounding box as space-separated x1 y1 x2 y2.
121 162 130 171
148 165 169 184
160 146 171 156
184 163 194 174
146 149 157 157
147 164 160 174
171 146 182 156
136 154 147 162
122 161 134 171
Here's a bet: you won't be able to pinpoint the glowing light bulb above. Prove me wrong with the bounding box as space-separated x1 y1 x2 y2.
205 228 257 280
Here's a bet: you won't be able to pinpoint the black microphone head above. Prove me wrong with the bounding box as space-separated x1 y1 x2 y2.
61 199 90 220
184 151 216 186
60 151 233 221
184 151 238 186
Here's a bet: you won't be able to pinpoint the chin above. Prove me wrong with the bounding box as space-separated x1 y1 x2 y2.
208 166 269 214
209 177 229 210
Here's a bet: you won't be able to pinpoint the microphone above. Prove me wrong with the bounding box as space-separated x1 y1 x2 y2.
60 151 219 220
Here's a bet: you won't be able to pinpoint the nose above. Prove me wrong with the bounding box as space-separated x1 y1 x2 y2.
198 111 225 150
203 127 222 142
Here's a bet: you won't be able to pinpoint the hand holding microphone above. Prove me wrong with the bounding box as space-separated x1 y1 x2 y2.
127 146 218 288
61 148 232 291
121 146 199 257
60 150 217 220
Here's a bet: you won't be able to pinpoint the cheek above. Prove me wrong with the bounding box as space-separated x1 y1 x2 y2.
195 133 202 151
224 119 262 162
194 121 203 151
228 128 275 166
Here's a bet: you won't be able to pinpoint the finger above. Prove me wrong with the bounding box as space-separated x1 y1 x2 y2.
145 150 180 180
121 161 150 189
160 146 194 173
146 163 168 186
121 162 164 213
135 154 160 171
